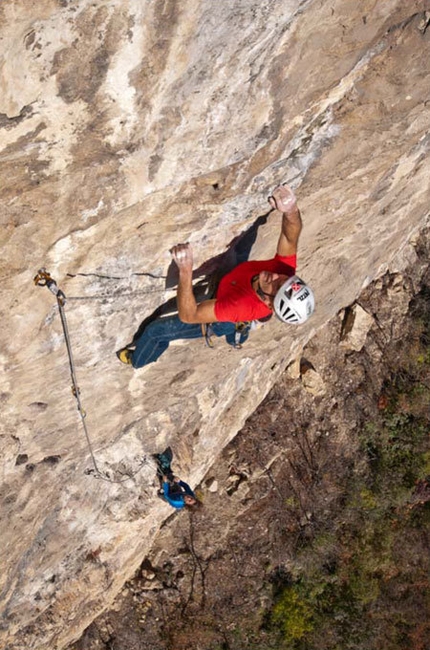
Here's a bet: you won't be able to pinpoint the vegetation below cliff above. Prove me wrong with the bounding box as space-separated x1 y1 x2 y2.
72 252 430 650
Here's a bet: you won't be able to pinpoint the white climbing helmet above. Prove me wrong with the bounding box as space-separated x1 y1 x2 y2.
273 275 315 325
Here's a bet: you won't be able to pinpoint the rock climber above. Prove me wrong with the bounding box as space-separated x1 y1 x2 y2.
161 476 198 510
154 447 199 510
117 185 314 368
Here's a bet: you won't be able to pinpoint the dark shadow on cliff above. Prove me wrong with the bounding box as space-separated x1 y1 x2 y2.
127 210 271 346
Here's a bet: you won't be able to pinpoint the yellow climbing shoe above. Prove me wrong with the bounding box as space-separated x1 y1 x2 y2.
116 348 133 365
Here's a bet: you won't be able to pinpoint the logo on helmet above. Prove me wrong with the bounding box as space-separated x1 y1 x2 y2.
297 288 310 301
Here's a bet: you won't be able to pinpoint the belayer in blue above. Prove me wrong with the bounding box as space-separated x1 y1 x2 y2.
154 447 199 510
162 476 197 509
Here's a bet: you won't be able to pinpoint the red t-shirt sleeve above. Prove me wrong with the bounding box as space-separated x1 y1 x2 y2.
274 253 297 273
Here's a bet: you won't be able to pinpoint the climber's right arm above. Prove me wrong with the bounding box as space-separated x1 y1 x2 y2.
171 243 218 324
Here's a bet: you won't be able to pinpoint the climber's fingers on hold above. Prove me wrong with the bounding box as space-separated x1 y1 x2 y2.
171 242 193 267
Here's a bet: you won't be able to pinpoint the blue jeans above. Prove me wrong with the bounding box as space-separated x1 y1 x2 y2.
131 316 249 368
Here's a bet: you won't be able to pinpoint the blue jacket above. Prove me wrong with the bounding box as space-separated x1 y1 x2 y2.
163 480 195 509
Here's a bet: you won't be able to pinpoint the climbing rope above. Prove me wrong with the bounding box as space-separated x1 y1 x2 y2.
34 268 147 484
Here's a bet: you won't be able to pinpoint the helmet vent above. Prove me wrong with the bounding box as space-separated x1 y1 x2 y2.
280 305 299 323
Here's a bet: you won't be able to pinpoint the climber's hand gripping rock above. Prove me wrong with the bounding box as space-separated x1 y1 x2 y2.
171 242 193 273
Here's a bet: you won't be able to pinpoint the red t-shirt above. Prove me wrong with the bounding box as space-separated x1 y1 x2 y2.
214 254 296 322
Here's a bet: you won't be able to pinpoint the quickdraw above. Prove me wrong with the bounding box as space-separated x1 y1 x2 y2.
34 268 66 302
34 268 146 483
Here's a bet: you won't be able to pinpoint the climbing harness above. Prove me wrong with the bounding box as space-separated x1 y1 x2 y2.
34 269 147 484
201 323 215 348
233 321 251 349
201 321 252 350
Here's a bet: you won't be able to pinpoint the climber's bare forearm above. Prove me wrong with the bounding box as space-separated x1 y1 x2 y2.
177 271 216 324
269 185 303 257
172 243 217 324
277 209 302 256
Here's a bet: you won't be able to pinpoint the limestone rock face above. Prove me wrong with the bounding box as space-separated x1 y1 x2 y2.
340 303 375 352
1 1 430 648
301 365 326 397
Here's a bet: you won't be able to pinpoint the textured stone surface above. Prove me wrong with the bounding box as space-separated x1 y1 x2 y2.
1 1 430 648
301 366 326 397
82 235 429 650
340 303 375 352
